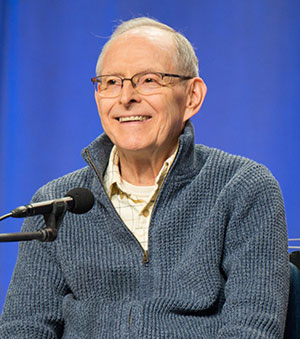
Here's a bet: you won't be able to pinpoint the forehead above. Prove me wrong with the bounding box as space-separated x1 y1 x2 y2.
101 28 177 74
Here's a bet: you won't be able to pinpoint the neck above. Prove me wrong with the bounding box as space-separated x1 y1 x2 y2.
117 145 177 186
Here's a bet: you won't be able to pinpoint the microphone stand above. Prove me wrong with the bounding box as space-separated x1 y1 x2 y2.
0 201 68 242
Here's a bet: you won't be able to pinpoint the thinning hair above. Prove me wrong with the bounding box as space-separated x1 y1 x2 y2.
95 17 199 77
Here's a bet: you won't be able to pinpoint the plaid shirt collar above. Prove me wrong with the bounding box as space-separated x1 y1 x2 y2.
103 145 178 208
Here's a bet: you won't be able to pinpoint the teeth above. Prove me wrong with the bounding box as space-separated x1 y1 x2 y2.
119 116 150 122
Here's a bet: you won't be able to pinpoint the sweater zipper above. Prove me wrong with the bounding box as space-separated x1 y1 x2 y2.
84 149 148 264
85 142 181 266
142 250 149 264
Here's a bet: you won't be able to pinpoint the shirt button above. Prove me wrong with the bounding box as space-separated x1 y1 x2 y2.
142 209 150 217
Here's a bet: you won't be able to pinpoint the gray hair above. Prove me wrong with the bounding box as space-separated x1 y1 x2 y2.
95 17 199 77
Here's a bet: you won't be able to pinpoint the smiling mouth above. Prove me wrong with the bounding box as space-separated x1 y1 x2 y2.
118 116 151 122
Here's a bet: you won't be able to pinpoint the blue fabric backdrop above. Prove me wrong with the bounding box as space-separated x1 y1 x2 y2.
0 0 299 312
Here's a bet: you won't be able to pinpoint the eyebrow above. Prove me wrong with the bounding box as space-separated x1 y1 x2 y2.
100 69 160 77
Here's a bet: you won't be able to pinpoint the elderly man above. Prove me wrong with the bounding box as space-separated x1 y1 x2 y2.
0 17 289 338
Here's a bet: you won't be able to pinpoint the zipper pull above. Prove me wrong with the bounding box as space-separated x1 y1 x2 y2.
142 250 149 264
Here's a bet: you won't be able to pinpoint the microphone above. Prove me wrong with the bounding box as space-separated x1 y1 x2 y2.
9 188 95 218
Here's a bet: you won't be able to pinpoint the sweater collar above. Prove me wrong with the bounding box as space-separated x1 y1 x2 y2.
81 120 204 183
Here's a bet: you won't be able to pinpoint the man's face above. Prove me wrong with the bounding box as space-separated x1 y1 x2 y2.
95 29 193 159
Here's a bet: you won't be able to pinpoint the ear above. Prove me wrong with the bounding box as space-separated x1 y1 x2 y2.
183 77 207 122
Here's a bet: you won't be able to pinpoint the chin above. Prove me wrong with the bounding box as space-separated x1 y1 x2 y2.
116 140 154 154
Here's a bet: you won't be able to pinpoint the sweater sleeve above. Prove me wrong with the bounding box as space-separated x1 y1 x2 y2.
217 164 289 338
0 189 68 338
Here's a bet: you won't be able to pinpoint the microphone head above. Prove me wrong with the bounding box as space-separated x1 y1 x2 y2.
65 188 95 214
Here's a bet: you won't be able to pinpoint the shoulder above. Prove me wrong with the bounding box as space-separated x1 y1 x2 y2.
194 145 282 202
31 166 93 203
197 144 276 182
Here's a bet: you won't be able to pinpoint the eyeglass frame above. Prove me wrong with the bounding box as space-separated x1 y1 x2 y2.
91 71 194 98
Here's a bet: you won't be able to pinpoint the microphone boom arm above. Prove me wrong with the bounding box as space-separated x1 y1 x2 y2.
0 200 68 243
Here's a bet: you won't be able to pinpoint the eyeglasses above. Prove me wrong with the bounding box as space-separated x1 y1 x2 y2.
91 71 193 98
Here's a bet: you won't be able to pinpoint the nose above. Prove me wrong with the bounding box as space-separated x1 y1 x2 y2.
118 79 140 105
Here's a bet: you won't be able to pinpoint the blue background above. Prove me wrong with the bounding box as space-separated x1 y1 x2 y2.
0 0 299 312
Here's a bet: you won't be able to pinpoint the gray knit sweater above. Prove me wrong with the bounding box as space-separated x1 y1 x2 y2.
0 121 289 338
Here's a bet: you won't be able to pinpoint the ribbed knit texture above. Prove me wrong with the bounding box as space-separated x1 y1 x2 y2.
0 121 289 338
